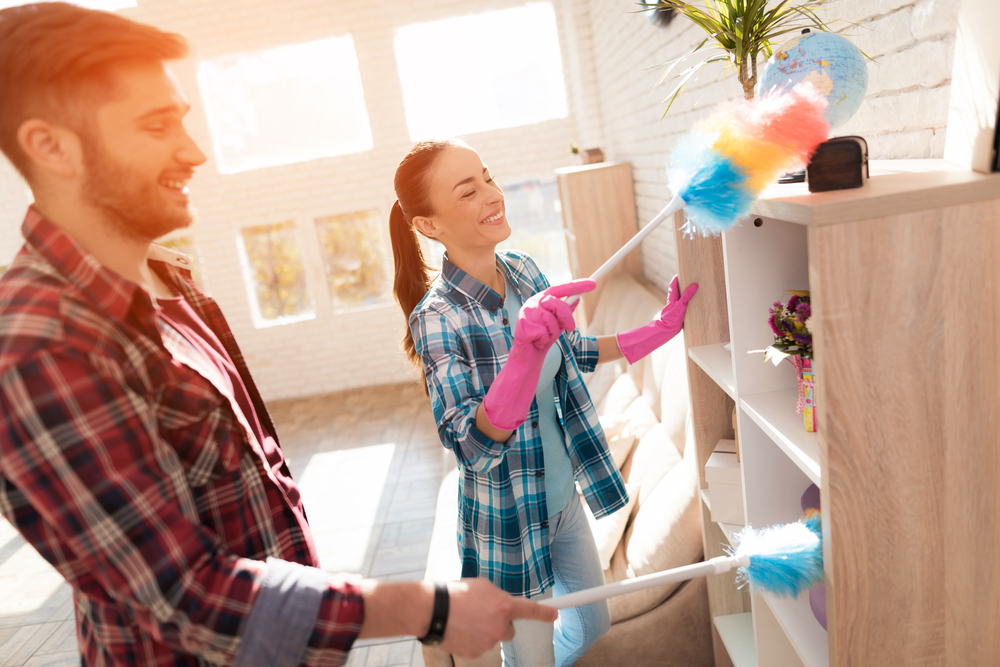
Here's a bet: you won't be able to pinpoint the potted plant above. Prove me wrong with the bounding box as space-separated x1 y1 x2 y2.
640 0 843 115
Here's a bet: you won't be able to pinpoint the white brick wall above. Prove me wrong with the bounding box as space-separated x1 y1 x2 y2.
0 0 961 397
0 0 604 401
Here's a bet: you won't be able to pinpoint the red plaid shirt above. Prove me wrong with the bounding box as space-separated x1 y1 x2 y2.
0 208 363 666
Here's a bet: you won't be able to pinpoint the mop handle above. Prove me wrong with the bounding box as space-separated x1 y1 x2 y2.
566 195 686 307
539 553 748 610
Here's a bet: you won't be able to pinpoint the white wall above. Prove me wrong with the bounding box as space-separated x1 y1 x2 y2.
0 0 604 400
0 0 962 398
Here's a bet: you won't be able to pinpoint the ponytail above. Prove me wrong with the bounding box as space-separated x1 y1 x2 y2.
390 200 433 390
391 138 467 394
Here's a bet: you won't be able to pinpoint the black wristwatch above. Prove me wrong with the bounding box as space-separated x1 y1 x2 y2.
419 581 450 646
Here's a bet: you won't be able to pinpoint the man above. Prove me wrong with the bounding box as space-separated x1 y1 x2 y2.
0 4 557 666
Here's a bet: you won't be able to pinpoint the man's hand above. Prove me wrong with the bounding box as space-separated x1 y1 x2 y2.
358 577 557 658
439 578 558 658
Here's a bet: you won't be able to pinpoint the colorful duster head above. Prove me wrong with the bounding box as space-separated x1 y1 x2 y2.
730 513 824 598
668 83 830 237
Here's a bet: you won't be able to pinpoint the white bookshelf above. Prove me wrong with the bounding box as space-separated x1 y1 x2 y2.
715 613 757 667
760 593 829 667
688 343 735 399
740 390 821 487
678 160 1000 666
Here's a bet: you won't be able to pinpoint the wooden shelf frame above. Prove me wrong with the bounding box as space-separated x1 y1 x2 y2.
676 160 1000 667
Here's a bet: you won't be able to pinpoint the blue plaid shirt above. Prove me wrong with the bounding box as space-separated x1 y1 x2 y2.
410 250 628 597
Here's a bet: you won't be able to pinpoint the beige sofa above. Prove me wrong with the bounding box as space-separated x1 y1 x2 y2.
422 273 713 667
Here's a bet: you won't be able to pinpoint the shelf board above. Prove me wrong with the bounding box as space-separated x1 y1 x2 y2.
714 612 756 667
700 489 744 548
761 592 829 667
740 389 821 487
752 159 1000 226
688 343 735 399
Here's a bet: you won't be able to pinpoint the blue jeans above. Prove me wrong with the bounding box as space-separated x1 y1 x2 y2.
500 497 611 667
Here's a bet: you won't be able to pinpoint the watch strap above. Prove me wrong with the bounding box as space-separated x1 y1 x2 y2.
419 581 449 646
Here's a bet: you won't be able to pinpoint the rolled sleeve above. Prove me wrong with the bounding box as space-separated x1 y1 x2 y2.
565 329 600 374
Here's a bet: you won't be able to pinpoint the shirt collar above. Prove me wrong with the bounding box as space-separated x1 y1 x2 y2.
21 206 193 322
441 252 529 312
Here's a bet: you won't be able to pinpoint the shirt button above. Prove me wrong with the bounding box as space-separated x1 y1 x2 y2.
490 305 497 311
535 471 543 477
503 319 508 325
540 521 549 529
532 421 538 428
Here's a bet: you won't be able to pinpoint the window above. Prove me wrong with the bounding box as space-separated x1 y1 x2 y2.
197 36 373 174
158 236 207 290
237 221 315 327
394 2 569 140
314 209 391 312
498 178 571 284
419 178 571 285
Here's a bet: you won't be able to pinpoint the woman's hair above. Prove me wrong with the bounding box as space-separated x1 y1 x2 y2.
389 138 466 391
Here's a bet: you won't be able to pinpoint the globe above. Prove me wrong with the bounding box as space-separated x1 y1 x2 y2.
758 29 868 129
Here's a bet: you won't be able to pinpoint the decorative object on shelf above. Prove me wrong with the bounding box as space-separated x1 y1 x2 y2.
759 29 869 131
807 135 869 192
539 513 823 610
642 0 845 115
569 143 604 165
706 439 743 524
801 483 827 630
764 290 817 432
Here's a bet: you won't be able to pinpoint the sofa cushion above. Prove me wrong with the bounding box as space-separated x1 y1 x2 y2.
627 422 683 513
583 481 640 571
599 414 638 470
645 333 690 457
595 372 639 417
609 446 701 622
585 358 625 407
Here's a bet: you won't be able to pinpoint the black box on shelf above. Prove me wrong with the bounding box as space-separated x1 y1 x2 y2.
807 136 869 192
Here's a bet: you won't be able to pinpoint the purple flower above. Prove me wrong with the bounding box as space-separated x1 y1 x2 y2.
788 295 800 311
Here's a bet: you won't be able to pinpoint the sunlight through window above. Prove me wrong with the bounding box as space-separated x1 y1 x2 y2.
394 2 568 140
197 36 374 174
295 444 396 573
237 221 316 328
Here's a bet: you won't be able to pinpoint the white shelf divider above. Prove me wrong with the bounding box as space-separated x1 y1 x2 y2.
714 613 756 667
688 343 736 399
739 389 821 487
700 489 744 548
761 592 829 667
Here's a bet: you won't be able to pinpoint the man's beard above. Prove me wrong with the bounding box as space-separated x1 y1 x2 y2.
80 139 193 242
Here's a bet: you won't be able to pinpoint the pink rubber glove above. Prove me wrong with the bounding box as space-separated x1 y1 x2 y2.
616 275 698 364
482 279 597 431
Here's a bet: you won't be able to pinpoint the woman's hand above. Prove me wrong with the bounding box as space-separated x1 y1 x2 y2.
615 275 698 364
481 279 596 431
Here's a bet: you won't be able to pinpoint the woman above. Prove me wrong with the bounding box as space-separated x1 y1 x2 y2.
389 139 697 667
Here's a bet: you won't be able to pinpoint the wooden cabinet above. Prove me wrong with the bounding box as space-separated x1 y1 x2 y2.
555 162 642 327
674 160 1000 667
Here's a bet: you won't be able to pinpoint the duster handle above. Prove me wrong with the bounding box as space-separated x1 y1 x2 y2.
539 554 747 611
566 195 686 307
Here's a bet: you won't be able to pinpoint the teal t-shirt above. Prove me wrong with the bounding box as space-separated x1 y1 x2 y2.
503 280 576 518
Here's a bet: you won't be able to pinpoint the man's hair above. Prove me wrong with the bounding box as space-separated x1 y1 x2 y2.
0 2 188 179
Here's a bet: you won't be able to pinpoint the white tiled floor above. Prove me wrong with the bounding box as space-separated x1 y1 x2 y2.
0 382 444 667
